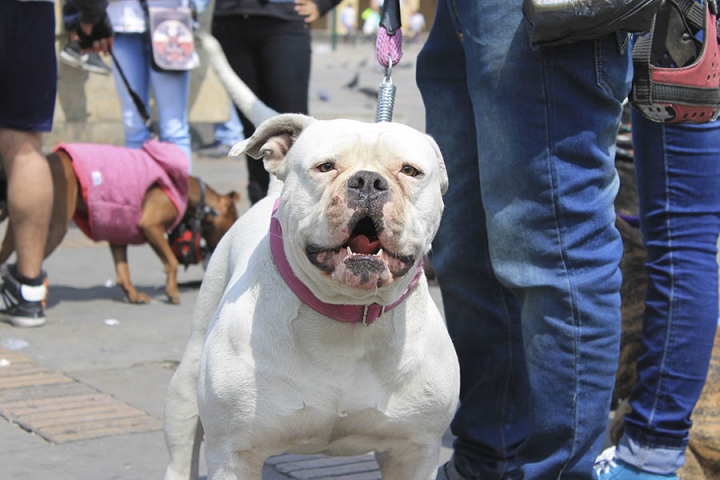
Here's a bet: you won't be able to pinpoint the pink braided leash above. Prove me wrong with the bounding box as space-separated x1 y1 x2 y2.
376 25 403 68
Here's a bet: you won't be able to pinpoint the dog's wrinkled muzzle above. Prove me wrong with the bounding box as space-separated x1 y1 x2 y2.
306 173 415 290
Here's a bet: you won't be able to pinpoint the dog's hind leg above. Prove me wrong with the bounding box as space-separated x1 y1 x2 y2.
164 221 239 480
164 353 205 480
164 309 217 480
204 445 265 480
42 152 76 259
109 243 152 303
375 442 443 480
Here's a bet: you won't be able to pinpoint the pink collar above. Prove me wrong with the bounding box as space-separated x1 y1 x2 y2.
269 204 423 325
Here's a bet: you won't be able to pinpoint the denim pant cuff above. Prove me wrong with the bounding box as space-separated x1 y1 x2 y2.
616 432 686 475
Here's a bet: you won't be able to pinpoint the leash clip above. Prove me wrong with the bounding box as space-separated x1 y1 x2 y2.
376 56 397 123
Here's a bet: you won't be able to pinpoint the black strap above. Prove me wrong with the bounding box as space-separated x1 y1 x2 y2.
653 83 720 104
109 50 154 133
189 177 218 224
631 36 655 105
674 0 720 39
380 0 401 35
193 178 207 224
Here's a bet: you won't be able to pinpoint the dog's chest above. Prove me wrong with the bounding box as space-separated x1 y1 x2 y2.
200 270 455 457
282 409 402 457
257 320 402 413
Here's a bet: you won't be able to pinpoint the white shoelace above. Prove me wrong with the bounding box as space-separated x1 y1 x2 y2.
594 446 618 476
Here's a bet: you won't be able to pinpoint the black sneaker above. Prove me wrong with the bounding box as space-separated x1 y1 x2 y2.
196 141 232 159
0 264 47 328
59 40 88 69
84 52 111 75
59 40 111 76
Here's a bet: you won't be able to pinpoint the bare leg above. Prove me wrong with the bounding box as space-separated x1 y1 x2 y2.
0 129 52 279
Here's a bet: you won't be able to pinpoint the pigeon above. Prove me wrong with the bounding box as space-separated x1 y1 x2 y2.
343 72 360 89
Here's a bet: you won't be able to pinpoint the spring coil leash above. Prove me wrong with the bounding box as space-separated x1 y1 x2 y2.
375 0 402 123
376 56 396 122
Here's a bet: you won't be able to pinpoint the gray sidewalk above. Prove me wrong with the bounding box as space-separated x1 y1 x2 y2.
0 39 454 479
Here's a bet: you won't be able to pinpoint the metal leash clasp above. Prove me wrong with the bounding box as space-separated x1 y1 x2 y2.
376 55 396 123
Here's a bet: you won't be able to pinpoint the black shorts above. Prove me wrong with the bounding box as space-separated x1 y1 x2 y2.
0 1 57 133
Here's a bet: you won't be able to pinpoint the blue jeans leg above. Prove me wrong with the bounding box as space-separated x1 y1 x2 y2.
150 65 191 171
417 1 632 478
615 112 720 475
213 103 244 147
111 33 192 171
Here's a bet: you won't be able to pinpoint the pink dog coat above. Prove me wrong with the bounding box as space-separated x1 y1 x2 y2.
54 140 189 245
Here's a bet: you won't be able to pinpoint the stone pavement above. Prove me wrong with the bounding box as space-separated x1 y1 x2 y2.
0 38 455 479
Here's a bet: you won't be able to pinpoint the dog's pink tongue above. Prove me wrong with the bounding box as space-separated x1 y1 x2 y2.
348 235 381 254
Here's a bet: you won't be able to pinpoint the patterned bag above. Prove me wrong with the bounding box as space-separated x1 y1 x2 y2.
140 0 199 71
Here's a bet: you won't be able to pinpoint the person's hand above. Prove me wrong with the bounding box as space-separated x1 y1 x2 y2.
294 0 320 23
78 14 114 54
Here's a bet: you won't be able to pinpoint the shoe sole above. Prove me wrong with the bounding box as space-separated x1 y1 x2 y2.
82 63 111 75
1 313 47 328
198 151 231 158
59 51 111 75
59 50 86 68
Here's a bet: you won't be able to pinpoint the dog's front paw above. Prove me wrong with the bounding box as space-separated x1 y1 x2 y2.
166 292 181 305
125 290 152 304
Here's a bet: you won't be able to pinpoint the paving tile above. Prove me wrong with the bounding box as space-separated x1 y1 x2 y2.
286 460 379 479
0 347 161 444
267 452 383 479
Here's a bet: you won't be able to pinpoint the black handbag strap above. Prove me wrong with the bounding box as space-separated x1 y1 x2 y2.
109 50 155 134
672 0 719 37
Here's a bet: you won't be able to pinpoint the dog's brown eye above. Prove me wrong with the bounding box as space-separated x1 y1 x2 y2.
317 162 335 173
401 164 420 177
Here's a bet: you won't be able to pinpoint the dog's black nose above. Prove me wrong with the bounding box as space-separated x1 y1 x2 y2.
348 171 389 197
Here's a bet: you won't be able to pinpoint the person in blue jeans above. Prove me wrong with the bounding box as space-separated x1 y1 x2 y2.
416 1 632 478
213 105 244 152
594 113 720 480
197 101 245 157
594 1 720 476
106 0 193 170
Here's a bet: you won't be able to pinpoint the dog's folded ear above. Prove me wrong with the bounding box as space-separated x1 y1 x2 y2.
229 114 316 181
424 134 449 195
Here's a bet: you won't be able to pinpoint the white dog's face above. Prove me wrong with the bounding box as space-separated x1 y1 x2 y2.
232 114 448 303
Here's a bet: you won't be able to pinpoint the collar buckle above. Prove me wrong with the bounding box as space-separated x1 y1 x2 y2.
362 304 386 326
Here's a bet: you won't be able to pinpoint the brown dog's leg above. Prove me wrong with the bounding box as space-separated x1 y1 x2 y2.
44 151 77 258
0 223 15 265
138 187 181 304
110 243 152 304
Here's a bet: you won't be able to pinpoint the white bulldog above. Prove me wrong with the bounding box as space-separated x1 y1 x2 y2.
163 114 460 480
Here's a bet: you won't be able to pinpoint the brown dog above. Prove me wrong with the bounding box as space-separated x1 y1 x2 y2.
0 148 239 304
611 129 720 479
